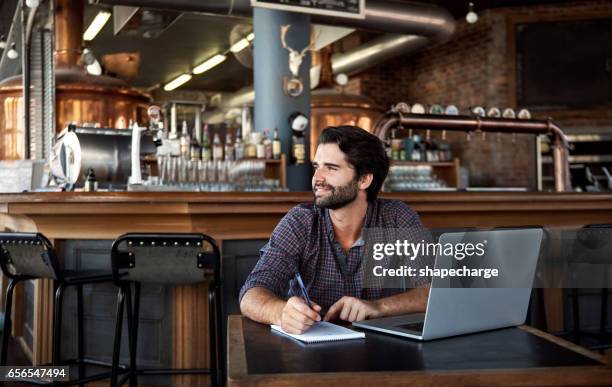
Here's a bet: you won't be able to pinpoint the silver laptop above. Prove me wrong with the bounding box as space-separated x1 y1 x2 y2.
353 228 543 340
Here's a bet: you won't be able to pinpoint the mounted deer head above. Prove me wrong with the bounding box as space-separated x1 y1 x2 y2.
280 24 318 77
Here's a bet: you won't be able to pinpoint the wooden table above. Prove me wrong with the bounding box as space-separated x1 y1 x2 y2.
227 316 612 386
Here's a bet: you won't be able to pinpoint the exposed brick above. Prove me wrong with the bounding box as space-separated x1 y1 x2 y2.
335 1 612 189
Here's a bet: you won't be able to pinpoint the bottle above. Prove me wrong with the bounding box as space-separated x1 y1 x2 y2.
212 132 223 161
246 132 257 158
390 129 400 161
224 132 234 161
190 129 201 161
201 124 212 161
180 120 191 159
255 132 265 159
272 127 281 160
263 128 273 159
234 127 245 160
84 168 98 192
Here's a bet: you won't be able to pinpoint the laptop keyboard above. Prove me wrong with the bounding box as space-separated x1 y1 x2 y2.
396 322 425 332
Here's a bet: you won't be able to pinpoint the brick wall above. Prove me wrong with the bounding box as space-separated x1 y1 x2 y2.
338 1 612 189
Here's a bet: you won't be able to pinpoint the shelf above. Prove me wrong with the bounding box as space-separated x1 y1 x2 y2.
541 155 612 164
388 158 460 189
391 161 455 167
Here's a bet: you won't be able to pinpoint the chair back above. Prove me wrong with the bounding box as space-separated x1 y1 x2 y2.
111 233 220 285
0 232 61 280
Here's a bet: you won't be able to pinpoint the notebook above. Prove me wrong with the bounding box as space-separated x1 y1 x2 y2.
270 321 365 343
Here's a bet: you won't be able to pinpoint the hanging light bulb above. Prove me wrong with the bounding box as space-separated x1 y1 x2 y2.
25 0 40 8
466 2 478 24
0 35 6 50
7 43 18 59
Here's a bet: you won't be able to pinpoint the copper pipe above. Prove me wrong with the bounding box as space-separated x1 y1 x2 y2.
55 0 83 68
374 113 571 192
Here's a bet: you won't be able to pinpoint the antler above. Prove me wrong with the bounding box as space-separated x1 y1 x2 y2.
300 28 320 56
280 24 292 51
281 24 319 55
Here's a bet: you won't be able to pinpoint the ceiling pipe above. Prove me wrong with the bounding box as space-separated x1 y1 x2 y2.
91 0 455 40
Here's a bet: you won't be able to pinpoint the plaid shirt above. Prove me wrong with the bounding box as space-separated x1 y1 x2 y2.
239 199 431 310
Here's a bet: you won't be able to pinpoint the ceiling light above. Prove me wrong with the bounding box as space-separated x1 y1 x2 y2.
466 2 478 24
25 0 40 8
83 11 111 41
7 43 18 60
230 38 250 53
163 73 192 91
246 32 255 42
193 54 226 74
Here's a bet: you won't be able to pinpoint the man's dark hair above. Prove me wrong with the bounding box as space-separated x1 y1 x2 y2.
318 125 390 202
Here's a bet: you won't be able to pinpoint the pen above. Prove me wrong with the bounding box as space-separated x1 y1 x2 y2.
294 272 313 308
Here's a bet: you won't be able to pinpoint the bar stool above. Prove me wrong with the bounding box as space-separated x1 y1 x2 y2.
0 232 130 385
568 224 612 351
110 233 222 387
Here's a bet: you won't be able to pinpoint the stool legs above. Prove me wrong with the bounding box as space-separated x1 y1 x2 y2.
52 283 66 366
124 283 138 387
1 279 19 367
572 288 580 342
129 283 140 387
77 284 85 387
208 285 218 387
110 285 126 387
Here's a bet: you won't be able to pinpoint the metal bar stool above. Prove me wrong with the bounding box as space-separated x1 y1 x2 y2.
110 233 222 387
0 232 131 386
568 224 612 352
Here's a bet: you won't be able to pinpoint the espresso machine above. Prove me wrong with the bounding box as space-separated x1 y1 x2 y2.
50 125 157 190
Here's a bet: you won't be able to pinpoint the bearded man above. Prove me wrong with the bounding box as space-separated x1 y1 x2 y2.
240 126 431 334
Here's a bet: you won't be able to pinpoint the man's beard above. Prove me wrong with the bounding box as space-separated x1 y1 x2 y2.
313 178 359 210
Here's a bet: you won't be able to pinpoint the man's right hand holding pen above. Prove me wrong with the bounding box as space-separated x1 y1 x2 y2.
280 296 322 334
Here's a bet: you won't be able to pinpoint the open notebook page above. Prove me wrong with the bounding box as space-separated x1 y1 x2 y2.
271 321 365 343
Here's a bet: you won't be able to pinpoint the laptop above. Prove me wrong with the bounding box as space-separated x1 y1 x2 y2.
352 228 543 340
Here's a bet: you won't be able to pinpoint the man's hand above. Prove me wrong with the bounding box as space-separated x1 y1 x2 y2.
280 296 322 334
324 296 382 322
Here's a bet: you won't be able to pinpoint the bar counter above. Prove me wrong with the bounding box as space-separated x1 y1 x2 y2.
1 191 612 381
2 191 612 239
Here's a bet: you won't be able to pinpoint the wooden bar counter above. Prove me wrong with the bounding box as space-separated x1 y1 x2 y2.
1 191 612 383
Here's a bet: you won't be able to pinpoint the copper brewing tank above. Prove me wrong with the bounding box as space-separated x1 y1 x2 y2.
310 48 383 158
0 0 149 160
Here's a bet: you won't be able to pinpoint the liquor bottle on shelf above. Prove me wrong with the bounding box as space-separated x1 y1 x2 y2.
224 132 235 161
390 129 400 161
180 120 191 159
189 117 202 161
190 131 201 161
201 123 212 161
272 127 281 160
246 132 257 158
411 135 422 161
212 131 223 161
263 128 273 159
235 127 245 160
256 132 265 159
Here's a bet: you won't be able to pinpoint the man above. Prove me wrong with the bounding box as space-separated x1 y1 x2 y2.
240 126 431 334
